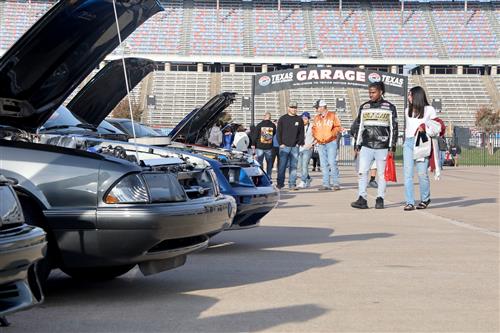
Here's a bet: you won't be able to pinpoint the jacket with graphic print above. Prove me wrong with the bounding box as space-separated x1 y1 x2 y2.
312 111 342 144
350 98 398 151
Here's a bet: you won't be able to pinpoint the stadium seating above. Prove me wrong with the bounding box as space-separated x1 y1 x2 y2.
0 0 53 51
126 0 183 55
253 1 307 57
0 0 497 59
146 71 211 127
311 0 371 58
421 75 493 128
370 2 439 58
190 0 244 56
431 2 497 58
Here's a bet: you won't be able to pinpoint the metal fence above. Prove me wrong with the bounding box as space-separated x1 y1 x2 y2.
337 129 500 167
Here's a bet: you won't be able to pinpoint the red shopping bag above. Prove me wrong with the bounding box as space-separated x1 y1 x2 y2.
384 153 397 182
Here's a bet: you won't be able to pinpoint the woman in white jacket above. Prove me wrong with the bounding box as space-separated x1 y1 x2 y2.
403 86 436 211
232 125 250 152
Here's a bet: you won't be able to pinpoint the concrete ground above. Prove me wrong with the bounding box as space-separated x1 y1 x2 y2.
7 167 499 332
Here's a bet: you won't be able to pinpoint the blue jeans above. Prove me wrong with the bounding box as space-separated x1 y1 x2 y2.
318 140 340 187
256 148 273 178
299 149 313 184
357 147 388 199
277 146 299 188
404 137 430 205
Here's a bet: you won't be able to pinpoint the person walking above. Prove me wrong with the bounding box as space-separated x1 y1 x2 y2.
277 101 305 190
437 136 448 168
449 142 461 167
297 112 314 188
312 99 342 191
403 86 437 211
251 112 276 177
350 81 398 209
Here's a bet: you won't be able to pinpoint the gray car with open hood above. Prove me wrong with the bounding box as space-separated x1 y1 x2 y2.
0 0 235 284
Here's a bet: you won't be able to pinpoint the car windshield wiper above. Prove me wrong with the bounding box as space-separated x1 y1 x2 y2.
40 125 72 131
76 123 98 131
41 123 97 132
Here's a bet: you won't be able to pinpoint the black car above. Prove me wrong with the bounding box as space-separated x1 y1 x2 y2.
0 174 46 324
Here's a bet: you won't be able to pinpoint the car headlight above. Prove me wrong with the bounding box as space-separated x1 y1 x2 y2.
221 167 254 187
142 173 186 203
105 174 149 204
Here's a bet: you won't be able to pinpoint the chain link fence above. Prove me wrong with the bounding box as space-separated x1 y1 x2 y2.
337 129 500 167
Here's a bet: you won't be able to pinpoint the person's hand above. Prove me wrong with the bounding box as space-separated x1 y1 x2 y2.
417 127 425 133
387 151 394 157
280 144 285 148
304 144 312 149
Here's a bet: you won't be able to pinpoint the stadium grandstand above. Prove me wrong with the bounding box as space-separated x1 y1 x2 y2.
0 0 498 133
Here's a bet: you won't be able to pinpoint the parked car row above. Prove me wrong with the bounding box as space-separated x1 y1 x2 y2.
0 0 278 323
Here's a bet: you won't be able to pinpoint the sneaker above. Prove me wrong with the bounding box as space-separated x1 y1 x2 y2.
333 185 341 191
351 196 368 209
375 197 384 209
276 185 284 190
297 181 305 189
318 186 332 191
311 168 316 172
369 180 378 188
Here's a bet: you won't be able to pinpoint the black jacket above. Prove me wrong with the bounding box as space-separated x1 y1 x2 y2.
252 119 276 150
277 114 305 147
351 98 398 151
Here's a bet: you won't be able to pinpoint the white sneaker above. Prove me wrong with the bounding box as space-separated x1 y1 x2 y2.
297 181 305 189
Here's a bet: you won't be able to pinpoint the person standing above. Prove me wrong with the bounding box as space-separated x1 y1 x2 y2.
232 125 250 152
207 122 223 148
403 86 437 211
350 81 398 209
449 142 461 167
437 136 448 168
298 112 314 188
277 101 305 190
312 99 342 191
251 112 276 177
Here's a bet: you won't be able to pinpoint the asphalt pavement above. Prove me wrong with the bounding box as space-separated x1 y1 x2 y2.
6 166 499 333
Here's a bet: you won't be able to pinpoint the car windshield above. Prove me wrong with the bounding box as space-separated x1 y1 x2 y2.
40 106 93 131
99 120 125 135
120 121 160 137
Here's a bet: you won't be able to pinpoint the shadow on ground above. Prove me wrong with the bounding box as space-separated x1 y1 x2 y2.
8 226 393 332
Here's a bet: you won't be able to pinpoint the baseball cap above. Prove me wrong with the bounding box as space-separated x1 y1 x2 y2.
288 101 298 108
301 112 311 119
313 99 327 108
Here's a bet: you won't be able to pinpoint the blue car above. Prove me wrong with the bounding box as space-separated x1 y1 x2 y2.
67 58 280 231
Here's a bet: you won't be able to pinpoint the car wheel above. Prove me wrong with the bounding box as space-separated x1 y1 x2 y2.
60 265 135 281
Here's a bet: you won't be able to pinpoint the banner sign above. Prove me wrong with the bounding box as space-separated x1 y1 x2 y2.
254 67 407 96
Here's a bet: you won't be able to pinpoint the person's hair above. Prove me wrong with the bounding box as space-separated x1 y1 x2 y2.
408 86 429 119
368 81 385 95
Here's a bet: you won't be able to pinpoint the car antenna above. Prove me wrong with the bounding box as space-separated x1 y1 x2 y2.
112 0 140 164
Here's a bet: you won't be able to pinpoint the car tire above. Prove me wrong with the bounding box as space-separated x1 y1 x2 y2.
60 265 135 281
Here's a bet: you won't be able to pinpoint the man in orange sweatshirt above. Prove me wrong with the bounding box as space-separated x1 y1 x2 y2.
312 100 342 191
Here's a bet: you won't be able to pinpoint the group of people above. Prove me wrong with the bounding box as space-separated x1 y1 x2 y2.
350 82 445 211
253 81 445 212
210 81 445 212
253 99 342 192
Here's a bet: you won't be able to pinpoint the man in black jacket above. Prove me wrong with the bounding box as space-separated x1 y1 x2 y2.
277 101 305 190
350 81 398 209
251 112 276 177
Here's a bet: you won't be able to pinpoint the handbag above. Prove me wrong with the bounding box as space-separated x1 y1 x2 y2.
384 153 397 182
413 131 431 160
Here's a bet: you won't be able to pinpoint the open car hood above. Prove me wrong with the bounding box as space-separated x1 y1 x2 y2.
168 92 237 144
0 0 163 131
68 58 156 126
